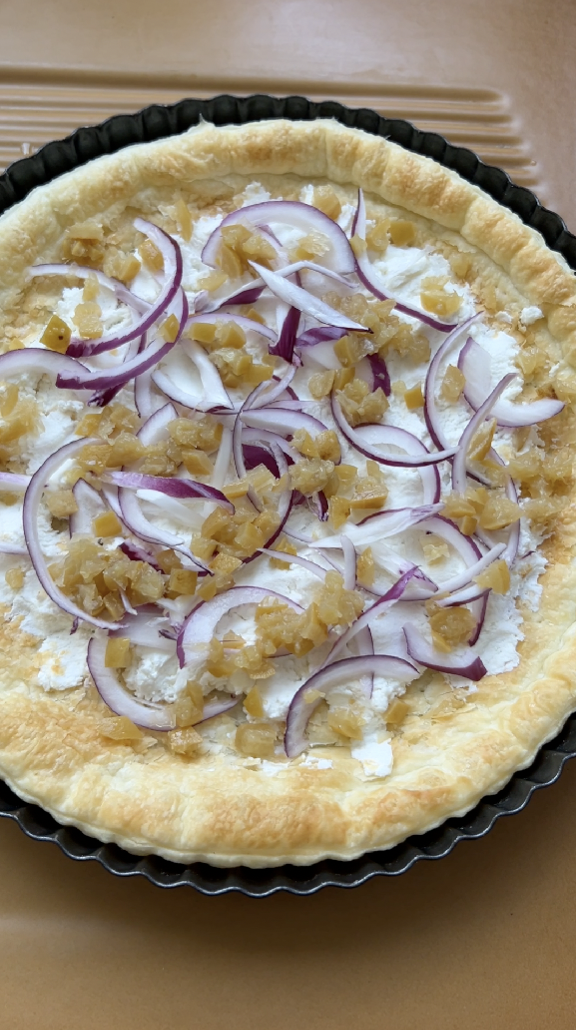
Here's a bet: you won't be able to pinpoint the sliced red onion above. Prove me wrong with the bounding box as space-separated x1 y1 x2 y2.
259 548 328 579
64 219 183 357
201 200 356 274
153 337 233 412
312 490 329 522
0 472 30 492
88 332 143 408
246 366 298 411
212 426 233 488
104 470 233 510
23 437 120 629
333 397 451 486
312 536 436 598
435 542 505 595
178 585 304 666
419 513 482 563
198 282 266 312
458 338 564 427
0 541 29 556
403 623 486 680
269 305 300 362
56 332 173 393
249 262 369 332
137 401 178 446
185 311 276 344
29 263 149 315
0 346 82 383
452 373 517 493
116 486 209 572
240 406 329 437
367 354 391 397
352 189 457 333
424 315 483 449
88 634 177 729
340 534 356 589
197 695 242 724
70 478 107 536
352 504 444 544
296 326 349 347
119 539 163 572
468 592 489 646
110 613 176 652
321 568 420 668
285 654 418 757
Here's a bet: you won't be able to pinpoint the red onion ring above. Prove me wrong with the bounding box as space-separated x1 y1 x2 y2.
451 373 517 493
424 315 483 449
284 654 418 758
403 623 486 680
249 262 370 332
177 585 305 667
64 218 183 357
23 437 121 629
201 200 356 274
458 338 564 427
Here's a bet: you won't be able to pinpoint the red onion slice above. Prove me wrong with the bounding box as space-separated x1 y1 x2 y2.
331 397 451 487
201 200 356 274
269 305 301 362
249 262 370 332
110 613 176 652
23 437 120 629
177 585 304 666
29 263 149 314
246 365 298 410
320 568 420 668
64 219 183 357
451 373 517 493
458 338 564 427
0 472 30 492
70 478 107 536
87 634 177 729
119 540 163 572
367 354 391 397
352 189 458 333
0 346 82 383
296 326 349 347
185 311 277 344
284 654 418 758
240 406 329 437
152 338 233 412
56 333 173 392
137 402 178 446
212 426 233 488
259 548 328 579
424 315 483 449
104 471 233 510
403 623 486 680
435 542 505 595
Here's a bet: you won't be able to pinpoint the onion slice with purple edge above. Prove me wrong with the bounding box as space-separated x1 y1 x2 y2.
451 373 517 493
424 315 483 449
249 262 370 332
29 263 149 315
320 568 420 668
315 505 443 550
367 353 391 397
284 654 418 758
177 585 304 667
403 623 487 681
119 539 163 572
62 218 183 357
240 405 330 438
103 470 233 510
269 305 300 362
88 635 241 730
137 401 178 446
23 437 122 629
201 200 356 274
259 548 328 580
0 346 82 383
152 336 232 411
0 472 30 492
458 338 564 427
331 396 455 472
69 478 107 536
296 326 349 347
351 188 458 333
57 289 188 392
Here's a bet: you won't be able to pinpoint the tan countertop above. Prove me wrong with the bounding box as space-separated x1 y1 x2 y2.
1 1 576 1027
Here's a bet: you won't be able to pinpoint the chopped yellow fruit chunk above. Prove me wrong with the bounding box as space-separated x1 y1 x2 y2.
105 637 132 668
41 315 71 353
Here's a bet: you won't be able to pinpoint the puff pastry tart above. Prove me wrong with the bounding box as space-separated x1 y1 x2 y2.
0 118 574 867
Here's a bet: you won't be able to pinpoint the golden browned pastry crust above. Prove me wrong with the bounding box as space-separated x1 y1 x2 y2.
1 119 576 867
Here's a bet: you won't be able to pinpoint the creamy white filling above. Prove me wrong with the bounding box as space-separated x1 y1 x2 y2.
0 183 548 774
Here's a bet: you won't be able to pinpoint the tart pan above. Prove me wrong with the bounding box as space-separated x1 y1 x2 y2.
1 93 575 896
